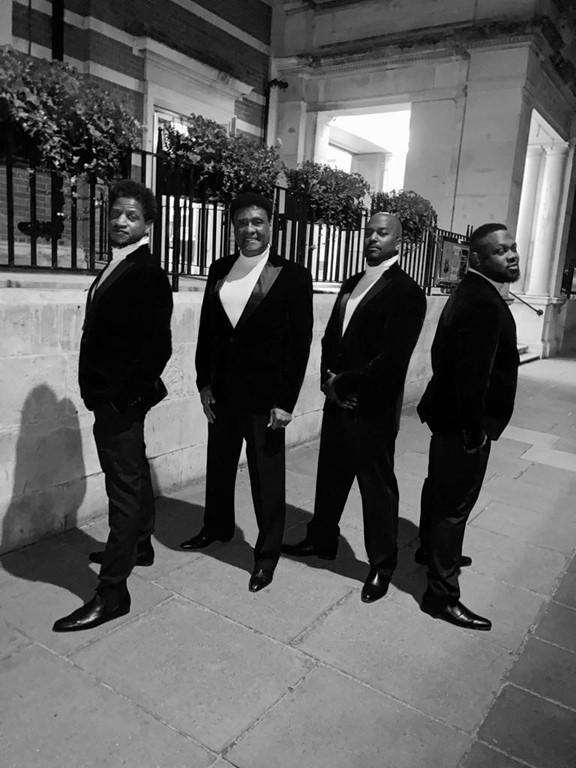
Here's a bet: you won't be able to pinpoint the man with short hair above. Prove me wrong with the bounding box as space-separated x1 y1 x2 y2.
417 223 520 631
283 212 427 603
180 192 313 592
53 180 173 632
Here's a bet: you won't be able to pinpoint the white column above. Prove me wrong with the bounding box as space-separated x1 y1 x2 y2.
0 1 12 46
526 145 569 297
515 146 544 293
313 112 332 164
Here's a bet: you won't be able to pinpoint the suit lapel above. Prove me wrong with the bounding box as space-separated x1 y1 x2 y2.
342 264 399 338
234 259 284 331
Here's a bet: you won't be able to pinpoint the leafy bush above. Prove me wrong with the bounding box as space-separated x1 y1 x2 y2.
162 114 284 201
285 161 370 228
371 189 437 243
0 46 140 178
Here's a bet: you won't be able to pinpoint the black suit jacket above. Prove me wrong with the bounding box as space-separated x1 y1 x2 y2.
195 253 313 414
79 244 173 412
417 272 519 441
322 262 427 433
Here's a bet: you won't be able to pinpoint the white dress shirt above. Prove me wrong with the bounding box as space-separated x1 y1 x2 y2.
342 255 398 333
219 246 270 327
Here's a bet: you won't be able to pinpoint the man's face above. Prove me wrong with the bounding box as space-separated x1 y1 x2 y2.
474 229 520 283
234 205 271 257
363 213 401 266
109 196 149 247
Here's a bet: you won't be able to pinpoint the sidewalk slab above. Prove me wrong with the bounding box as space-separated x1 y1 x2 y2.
227 666 470 768
0 645 213 768
72 597 311 753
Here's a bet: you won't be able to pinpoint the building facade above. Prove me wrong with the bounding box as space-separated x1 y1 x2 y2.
272 0 576 355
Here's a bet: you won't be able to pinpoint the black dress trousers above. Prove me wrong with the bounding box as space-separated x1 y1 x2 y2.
203 401 286 571
93 403 155 600
309 405 399 576
419 432 491 604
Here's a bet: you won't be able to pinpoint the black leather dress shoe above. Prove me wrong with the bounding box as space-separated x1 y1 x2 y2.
421 595 492 631
361 568 390 603
52 593 131 633
180 530 233 550
414 549 472 568
281 538 337 560
249 568 274 592
89 544 154 567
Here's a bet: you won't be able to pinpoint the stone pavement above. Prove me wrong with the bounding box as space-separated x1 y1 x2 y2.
1 358 576 768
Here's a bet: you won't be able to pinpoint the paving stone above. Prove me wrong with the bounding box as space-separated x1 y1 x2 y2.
227 666 470 768
459 742 527 768
0 542 171 655
457 570 546 651
0 615 32 660
296 594 513 732
157 547 354 643
478 684 576 768
481 476 572 515
0 645 212 768
568 552 576 573
72 597 311 752
509 636 576 710
553 571 576 608
490 436 532 459
534 601 576 652
463 526 568 594
514 462 576 492
473 501 576 554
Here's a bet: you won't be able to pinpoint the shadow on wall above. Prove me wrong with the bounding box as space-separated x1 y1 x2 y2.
0 385 99 599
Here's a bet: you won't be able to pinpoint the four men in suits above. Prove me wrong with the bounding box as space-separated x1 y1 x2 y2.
50 176 521 633
417 223 520 631
283 213 427 603
53 180 173 632
180 192 313 592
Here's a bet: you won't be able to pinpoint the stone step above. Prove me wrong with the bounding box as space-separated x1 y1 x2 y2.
519 345 540 365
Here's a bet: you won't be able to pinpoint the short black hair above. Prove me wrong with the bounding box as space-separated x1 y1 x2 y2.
470 223 507 253
229 192 273 223
109 180 158 223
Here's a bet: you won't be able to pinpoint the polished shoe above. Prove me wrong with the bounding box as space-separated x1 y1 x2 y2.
248 568 274 592
52 593 130 633
421 595 492 631
89 543 154 567
180 530 233 550
361 568 390 603
281 537 337 560
414 548 472 568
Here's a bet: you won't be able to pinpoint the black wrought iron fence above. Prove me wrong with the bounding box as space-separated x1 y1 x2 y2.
1 148 470 293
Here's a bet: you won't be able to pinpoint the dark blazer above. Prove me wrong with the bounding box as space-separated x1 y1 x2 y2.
322 263 427 433
417 271 519 441
195 253 313 414
79 244 173 412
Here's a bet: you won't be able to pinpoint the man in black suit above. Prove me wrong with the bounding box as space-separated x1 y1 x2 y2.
53 180 173 632
283 212 427 603
417 223 520 631
180 192 313 592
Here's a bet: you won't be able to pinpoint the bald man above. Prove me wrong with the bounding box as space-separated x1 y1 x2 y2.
283 213 426 602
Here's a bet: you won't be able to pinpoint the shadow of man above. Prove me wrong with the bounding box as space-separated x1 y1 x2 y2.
1 385 99 601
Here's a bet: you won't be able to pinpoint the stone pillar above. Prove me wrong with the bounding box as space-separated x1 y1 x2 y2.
313 112 332 164
526 145 569 297
0 1 12 45
276 99 308 169
516 146 545 293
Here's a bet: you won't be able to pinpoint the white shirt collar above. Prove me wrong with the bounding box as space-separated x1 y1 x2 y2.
238 244 270 263
467 267 509 297
363 254 399 277
111 234 149 262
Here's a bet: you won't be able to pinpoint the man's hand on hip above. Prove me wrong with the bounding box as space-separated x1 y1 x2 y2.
200 385 216 423
267 407 292 430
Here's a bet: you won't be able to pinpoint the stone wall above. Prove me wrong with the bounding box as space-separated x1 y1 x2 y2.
0 288 445 555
